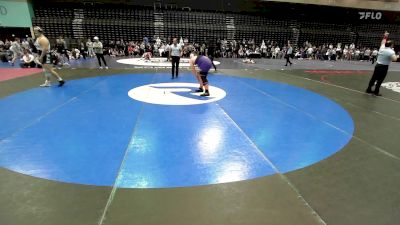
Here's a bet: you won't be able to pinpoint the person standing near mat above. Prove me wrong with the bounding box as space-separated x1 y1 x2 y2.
33 26 65 87
207 40 217 71
189 52 213 96
285 40 293 66
9 37 22 66
366 31 399 96
169 38 182 79
56 36 69 65
371 48 378 64
86 38 94 57
93 36 108 69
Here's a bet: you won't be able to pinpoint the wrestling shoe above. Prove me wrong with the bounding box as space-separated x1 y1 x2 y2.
58 80 65 87
40 81 51 87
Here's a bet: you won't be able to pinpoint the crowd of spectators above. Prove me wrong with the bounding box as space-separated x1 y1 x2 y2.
85 37 384 63
0 36 390 67
0 37 40 67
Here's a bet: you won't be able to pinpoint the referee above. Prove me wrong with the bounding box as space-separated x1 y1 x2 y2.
169 38 182 79
366 31 399 96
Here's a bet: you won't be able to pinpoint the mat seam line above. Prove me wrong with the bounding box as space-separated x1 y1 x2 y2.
97 74 157 225
345 102 400 122
236 77 400 162
0 77 108 145
215 102 327 225
273 69 400 104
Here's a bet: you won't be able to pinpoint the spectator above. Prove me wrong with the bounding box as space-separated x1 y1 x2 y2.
79 40 86 59
20 49 36 68
21 39 30 50
285 40 293 66
0 45 10 62
371 48 378 64
93 36 108 69
9 37 22 66
86 38 94 57
56 36 69 65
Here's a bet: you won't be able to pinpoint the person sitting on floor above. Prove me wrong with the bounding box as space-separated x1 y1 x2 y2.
243 57 255 64
20 49 36 68
142 51 152 61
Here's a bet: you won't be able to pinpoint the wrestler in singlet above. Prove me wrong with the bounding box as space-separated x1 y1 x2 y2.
33 26 65 87
189 52 213 96
34 37 51 65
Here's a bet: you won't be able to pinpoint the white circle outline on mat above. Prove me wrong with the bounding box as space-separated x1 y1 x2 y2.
117 57 220 67
128 83 226 105
381 82 400 93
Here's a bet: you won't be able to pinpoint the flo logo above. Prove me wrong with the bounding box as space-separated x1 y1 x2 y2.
128 83 227 105
359 12 382 20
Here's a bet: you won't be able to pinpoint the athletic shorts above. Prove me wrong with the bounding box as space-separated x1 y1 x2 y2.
199 71 208 84
37 51 52 65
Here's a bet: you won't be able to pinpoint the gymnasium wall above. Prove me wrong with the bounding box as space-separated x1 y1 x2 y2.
0 0 33 28
33 0 400 12
265 0 400 11
30 1 400 48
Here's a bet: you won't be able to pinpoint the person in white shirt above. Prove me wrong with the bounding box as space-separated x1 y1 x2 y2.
336 43 342 60
331 48 337 61
355 49 360 60
307 47 313 59
260 40 267 57
238 47 244 58
158 43 165 57
364 48 371 61
92 36 108 69
271 46 276 59
169 38 183 79
21 39 30 50
10 37 22 66
275 46 281 59
164 42 170 60
86 38 94 57
20 49 36 68
343 47 348 61
285 41 293 66
72 48 81 59
366 31 399 96
156 37 161 46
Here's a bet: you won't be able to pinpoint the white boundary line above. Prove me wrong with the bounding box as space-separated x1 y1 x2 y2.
215 102 327 225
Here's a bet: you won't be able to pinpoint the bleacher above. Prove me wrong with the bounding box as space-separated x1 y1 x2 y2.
163 10 227 43
354 23 400 48
32 6 400 49
234 13 291 45
32 17 73 39
33 6 155 44
297 22 353 46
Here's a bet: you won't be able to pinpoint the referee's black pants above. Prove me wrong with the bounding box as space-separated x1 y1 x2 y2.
171 56 180 78
96 53 107 67
367 63 389 95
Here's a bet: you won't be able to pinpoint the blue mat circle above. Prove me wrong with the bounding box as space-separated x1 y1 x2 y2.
0 73 354 188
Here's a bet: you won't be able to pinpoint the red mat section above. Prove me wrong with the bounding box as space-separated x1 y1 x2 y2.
304 70 368 75
0 68 42 82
